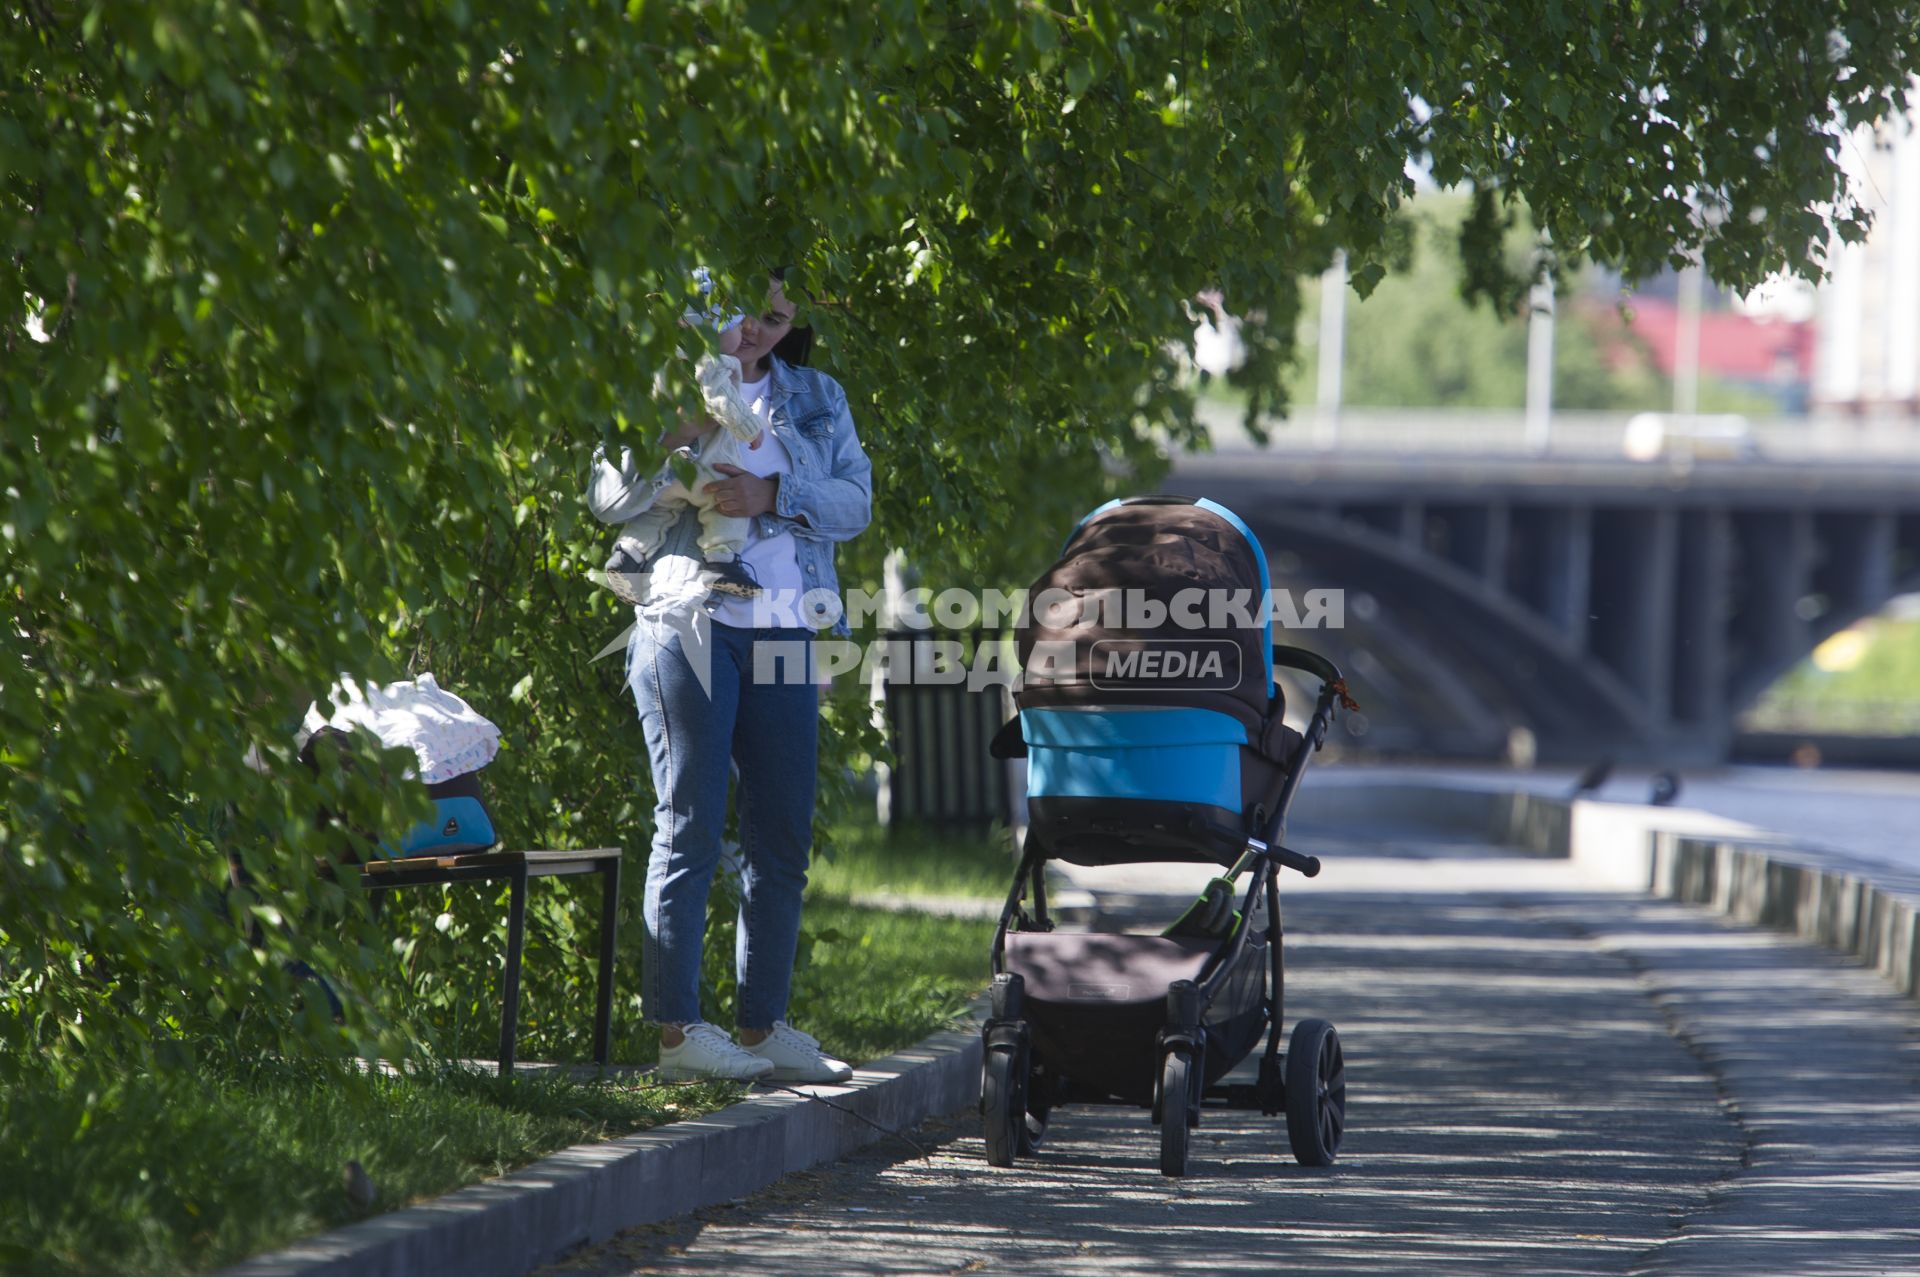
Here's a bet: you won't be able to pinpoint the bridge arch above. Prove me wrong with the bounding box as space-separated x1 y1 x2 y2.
1250 510 1652 760
1174 451 1920 763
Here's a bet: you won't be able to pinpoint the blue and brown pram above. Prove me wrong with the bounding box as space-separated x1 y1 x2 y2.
984 495 1355 1176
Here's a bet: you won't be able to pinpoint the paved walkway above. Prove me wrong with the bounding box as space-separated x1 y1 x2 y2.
536 824 1920 1275
1313 761 1920 876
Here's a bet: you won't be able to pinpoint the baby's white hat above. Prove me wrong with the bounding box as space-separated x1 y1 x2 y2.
685 267 746 336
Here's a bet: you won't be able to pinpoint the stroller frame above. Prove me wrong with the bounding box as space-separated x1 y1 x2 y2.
982 644 1350 1177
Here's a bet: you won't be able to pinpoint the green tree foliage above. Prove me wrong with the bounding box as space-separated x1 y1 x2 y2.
6 1 1918 1081
1749 613 1920 730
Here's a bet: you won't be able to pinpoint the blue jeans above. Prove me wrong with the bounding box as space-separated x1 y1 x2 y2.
628 615 818 1028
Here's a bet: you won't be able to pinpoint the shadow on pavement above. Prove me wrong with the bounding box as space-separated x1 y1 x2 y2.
537 823 1920 1276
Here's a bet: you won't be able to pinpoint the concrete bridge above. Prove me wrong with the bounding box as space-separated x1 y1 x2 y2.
1170 408 1920 763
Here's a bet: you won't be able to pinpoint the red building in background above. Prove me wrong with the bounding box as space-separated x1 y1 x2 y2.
1625 299 1816 390
1578 270 1818 413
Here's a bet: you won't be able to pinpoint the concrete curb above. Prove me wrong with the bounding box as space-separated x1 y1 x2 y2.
1654 836 1920 999
216 1016 983 1277
1296 777 1920 1003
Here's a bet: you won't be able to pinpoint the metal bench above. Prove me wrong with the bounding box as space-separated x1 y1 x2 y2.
360 847 622 1075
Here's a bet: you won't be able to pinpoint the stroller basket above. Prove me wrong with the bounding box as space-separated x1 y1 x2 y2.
1004 927 1268 1107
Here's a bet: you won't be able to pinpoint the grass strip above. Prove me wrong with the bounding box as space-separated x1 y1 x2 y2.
810 818 1019 902
1 1060 738 1277
786 895 991 1061
1 897 991 1277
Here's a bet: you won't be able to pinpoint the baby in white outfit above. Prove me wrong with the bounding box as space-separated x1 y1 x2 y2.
604 273 765 603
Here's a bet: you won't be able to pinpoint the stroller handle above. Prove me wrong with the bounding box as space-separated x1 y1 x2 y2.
1272 645 1343 689
1248 835 1321 878
1202 819 1321 878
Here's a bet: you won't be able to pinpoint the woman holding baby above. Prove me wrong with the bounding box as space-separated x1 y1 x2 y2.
586 269 873 1082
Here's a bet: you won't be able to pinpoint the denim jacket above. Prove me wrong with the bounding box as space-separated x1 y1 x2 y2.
587 355 873 636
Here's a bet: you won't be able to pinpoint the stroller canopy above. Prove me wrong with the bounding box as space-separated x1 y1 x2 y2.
1013 496 1294 865
1016 495 1273 730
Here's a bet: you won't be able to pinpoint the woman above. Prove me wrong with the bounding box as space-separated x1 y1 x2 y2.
587 272 872 1082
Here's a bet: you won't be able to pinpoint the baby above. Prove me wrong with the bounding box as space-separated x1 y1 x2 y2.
604 273 765 603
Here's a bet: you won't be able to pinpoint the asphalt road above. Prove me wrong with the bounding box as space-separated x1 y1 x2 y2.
537 823 1920 1276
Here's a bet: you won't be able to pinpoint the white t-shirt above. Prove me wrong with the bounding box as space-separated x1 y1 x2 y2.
709 374 807 628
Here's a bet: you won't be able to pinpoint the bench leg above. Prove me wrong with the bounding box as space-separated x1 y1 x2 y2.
500 862 528 1077
593 857 621 1066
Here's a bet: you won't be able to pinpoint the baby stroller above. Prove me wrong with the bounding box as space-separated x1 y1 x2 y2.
983 495 1353 1176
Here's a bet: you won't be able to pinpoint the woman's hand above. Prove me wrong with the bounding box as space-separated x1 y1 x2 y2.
704 464 777 518
662 415 717 451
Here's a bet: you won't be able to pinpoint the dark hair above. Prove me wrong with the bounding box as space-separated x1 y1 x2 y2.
772 324 814 368
768 266 814 367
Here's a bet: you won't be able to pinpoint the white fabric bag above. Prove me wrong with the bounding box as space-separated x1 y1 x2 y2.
298 673 501 784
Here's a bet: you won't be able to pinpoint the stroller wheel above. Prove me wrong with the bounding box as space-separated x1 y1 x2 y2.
1285 1018 1346 1167
982 1044 1025 1167
1020 1064 1051 1154
1158 1048 1193 1177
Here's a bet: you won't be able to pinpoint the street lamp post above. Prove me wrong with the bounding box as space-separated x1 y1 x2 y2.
1525 274 1556 454
1315 249 1347 450
1675 256 1705 416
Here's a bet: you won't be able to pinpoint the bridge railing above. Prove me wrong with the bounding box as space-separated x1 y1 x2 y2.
1195 402 1920 462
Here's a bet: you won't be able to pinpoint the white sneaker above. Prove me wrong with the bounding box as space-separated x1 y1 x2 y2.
743 1022 854 1084
657 1022 775 1082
